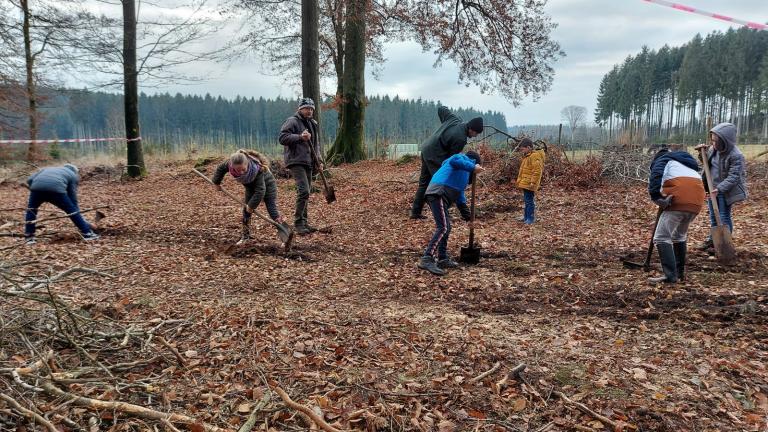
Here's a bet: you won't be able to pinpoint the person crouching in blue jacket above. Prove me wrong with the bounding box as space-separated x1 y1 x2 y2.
418 151 485 276
24 164 100 244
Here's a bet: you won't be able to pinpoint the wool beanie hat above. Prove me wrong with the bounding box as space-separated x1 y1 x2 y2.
467 117 484 133
298 97 315 110
465 150 482 165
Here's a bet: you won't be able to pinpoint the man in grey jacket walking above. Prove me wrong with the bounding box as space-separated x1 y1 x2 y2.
24 164 100 244
695 122 748 250
279 98 324 235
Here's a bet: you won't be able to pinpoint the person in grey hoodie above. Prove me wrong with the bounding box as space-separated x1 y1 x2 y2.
24 164 100 244
279 97 323 235
695 122 748 250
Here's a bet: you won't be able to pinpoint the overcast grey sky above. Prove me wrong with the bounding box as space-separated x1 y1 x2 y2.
153 0 767 126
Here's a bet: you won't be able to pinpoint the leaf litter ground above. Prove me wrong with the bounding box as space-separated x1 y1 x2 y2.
1 159 766 431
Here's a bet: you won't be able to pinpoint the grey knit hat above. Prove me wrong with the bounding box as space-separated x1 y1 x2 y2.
298 97 315 110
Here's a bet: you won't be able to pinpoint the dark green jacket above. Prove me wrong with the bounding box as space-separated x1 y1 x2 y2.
420 106 470 169
212 161 268 210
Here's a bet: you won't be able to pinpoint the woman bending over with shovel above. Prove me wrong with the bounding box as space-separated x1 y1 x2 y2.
211 150 286 244
417 151 484 276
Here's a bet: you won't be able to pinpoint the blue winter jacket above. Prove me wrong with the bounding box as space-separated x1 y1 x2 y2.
27 165 80 207
425 153 477 205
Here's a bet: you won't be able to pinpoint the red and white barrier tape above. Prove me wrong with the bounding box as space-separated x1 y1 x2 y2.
642 0 767 30
0 137 142 144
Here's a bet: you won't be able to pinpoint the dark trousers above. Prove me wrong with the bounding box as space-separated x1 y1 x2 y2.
25 190 92 237
242 183 280 225
424 195 451 259
289 164 312 226
523 190 536 224
411 155 440 216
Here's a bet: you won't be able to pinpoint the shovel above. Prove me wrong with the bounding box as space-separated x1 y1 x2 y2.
622 207 663 271
304 129 336 203
192 168 295 251
459 173 481 264
699 148 736 265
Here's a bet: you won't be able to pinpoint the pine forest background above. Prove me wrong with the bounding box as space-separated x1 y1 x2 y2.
4 28 768 163
595 28 768 145
0 90 508 160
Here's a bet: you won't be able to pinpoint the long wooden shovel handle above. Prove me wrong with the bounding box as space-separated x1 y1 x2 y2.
643 207 663 267
699 147 724 227
468 173 476 247
191 168 284 231
303 130 333 189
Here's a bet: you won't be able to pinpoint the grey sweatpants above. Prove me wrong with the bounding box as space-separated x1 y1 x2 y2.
653 210 696 244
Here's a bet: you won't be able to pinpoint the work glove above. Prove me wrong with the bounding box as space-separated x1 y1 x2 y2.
457 202 472 221
653 195 673 210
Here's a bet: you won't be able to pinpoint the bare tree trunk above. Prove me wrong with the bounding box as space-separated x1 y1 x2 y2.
123 0 145 177
332 0 345 126
302 0 321 124
327 0 366 164
21 0 38 160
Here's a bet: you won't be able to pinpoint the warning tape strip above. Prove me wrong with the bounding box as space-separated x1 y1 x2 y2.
0 137 142 144
642 0 767 30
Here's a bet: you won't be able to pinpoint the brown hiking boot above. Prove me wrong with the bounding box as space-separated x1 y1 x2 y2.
236 224 251 245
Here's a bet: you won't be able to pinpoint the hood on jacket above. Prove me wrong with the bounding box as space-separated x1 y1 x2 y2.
63 163 78 174
650 151 699 174
665 151 699 171
710 122 736 153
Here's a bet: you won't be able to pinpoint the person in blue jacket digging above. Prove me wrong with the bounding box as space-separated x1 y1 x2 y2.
418 151 485 276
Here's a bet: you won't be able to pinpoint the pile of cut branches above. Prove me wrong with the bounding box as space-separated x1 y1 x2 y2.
477 142 603 189
0 260 212 431
599 146 652 184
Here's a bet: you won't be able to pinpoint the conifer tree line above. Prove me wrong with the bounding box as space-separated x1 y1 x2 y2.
595 28 768 144
0 89 507 158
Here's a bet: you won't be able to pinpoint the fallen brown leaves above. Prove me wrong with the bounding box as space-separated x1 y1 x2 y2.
0 157 766 431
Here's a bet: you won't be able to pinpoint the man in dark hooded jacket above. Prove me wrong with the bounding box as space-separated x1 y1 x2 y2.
279 97 323 235
409 106 483 219
647 148 705 284
694 122 748 250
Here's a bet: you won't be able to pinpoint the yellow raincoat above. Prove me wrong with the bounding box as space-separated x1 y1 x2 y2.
516 149 545 192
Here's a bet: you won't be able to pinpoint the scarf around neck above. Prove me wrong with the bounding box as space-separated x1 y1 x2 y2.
229 160 259 184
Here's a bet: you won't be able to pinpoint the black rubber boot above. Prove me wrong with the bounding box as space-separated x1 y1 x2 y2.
294 224 311 236
418 256 446 276
673 242 687 282
648 243 678 284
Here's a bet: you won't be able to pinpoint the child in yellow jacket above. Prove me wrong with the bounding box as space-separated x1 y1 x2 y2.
516 138 545 224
